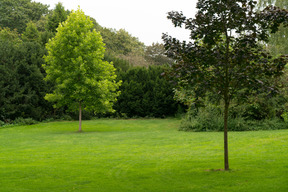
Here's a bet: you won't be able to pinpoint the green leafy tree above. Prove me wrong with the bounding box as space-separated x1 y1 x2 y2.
0 0 48 33
114 66 181 117
100 28 145 56
44 8 121 132
163 0 288 170
47 2 69 33
0 28 48 121
144 43 174 65
22 21 40 42
0 27 22 44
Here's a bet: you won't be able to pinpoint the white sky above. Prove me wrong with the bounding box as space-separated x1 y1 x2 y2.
33 0 197 45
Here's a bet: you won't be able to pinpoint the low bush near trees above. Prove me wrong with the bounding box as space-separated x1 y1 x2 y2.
180 104 288 132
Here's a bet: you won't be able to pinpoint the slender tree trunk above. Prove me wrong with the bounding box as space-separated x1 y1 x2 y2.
224 100 229 170
79 102 82 132
224 21 231 171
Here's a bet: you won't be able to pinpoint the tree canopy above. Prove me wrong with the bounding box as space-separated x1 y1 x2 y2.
0 0 49 33
47 2 69 33
258 0 288 55
0 28 47 121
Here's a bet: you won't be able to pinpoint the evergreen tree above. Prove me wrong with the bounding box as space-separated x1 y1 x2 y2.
0 28 48 121
47 3 69 33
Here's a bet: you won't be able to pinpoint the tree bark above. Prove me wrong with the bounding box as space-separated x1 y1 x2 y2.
224 100 229 170
79 102 82 132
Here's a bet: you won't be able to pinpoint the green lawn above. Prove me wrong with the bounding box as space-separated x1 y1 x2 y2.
0 119 288 192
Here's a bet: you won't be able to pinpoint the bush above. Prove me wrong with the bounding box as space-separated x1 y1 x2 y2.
59 114 73 121
179 105 288 132
13 117 38 126
114 65 185 118
281 111 288 123
0 120 4 127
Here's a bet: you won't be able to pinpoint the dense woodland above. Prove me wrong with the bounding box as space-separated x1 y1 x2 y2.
0 0 288 131
0 0 181 123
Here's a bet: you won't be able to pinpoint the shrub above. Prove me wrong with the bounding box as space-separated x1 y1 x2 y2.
179 105 288 132
13 117 38 126
59 114 73 121
281 111 288 123
114 65 185 118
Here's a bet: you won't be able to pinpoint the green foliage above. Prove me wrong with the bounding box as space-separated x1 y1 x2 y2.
44 8 121 114
0 29 49 121
163 0 288 170
114 66 184 117
100 28 145 56
47 3 69 33
258 0 288 55
22 21 40 42
104 53 131 72
0 27 22 44
281 111 288 122
144 43 174 65
0 0 49 33
13 117 38 125
180 104 288 132
99 27 149 67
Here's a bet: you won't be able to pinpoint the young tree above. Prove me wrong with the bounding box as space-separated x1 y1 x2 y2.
43 8 121 132
162 0 288 170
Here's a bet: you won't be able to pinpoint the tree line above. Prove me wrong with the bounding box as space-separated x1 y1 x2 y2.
0 0 181 123
1 0 288 126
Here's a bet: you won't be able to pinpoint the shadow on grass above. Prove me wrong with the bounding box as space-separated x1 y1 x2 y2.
205 169 235 172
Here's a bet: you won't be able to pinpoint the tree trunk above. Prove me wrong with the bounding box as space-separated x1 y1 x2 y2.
224 100 229 170
79 102 82 132
224 24 230 171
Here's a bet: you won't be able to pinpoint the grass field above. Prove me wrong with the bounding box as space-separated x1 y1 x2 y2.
0 119 288 192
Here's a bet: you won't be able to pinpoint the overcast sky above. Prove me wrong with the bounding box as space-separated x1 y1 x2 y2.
33 0 197 45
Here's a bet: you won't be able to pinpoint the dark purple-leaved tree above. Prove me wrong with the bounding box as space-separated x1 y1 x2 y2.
162 0 288 170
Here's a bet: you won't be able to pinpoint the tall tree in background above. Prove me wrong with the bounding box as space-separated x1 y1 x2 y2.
144 43 174 65
22 21 40 42
47 2 69 33
44 8 121 132
258 0 288 55
0 0 48 33
163 0 288 170
0 28 47 121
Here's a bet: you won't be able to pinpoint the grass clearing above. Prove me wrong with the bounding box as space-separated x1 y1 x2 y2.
0 119 288 192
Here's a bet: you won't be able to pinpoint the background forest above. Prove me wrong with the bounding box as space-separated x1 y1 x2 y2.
0 0 182 124
0 0 288 131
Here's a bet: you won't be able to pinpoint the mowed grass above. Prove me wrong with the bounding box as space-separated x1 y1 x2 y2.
0 119 288 192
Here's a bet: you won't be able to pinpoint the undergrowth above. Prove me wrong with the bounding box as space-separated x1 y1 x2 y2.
180 105 288 132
